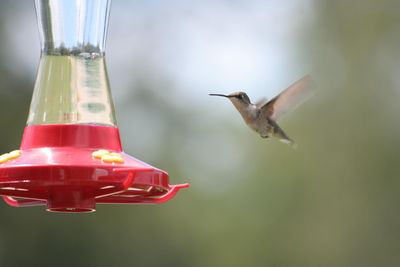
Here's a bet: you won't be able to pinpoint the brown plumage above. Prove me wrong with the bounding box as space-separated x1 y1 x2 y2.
209 75 316 146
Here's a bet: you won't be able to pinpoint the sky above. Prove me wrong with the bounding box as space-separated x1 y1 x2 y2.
3 0 315 105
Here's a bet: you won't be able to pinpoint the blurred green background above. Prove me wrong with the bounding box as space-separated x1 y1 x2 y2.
1 0 400 266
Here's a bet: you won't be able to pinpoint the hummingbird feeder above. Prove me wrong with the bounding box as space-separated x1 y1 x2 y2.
0 0 188 212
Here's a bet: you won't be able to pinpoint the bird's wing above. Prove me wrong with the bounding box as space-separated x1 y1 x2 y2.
261 75 316 121
254 97 268 109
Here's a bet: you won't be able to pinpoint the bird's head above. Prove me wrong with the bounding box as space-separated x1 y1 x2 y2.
209 91 256 122
209 92 251 108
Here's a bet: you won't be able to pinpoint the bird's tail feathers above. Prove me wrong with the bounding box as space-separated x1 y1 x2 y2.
270 120 297 148
279 138 297 149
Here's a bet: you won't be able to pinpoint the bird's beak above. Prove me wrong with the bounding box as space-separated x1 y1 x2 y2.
209 94 230 98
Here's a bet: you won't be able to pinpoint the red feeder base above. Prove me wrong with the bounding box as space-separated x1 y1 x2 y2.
0 124 188 213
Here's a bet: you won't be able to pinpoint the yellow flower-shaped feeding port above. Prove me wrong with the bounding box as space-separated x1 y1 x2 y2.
0 150 21 164
92 150 124 164
92 149 110 159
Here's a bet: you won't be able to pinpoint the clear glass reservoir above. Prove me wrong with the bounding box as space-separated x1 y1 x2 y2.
28 0 116 126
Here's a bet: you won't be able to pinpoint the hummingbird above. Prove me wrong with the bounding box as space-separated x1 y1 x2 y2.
209 75 315 146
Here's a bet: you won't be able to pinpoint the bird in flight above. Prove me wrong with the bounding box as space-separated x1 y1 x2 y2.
209 75 316 147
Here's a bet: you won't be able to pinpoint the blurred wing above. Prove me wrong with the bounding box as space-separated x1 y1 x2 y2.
262 75 316 121
254 97 268 109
